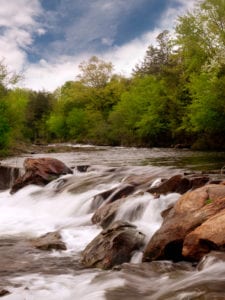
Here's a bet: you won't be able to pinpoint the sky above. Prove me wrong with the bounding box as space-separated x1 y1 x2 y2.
0 0 197 92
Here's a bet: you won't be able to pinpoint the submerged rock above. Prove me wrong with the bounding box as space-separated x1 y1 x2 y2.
82 221 145 269
0 290 10 297
10 157 73 194
31 231 67 251
143 184 225 262
197 251 225 271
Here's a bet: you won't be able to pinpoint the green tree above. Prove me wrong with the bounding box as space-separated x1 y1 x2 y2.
66 108 88 140
46 114 67 140
78 56 113 88
26 91 54 142
0 101 10 150
108 76 171 146
175 0 225 74
0 61 23 155
182 71 225 148
175 0 225 148
6 88 29 142
133 30 173 77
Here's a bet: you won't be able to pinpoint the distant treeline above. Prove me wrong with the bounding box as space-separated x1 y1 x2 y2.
1 0 225 156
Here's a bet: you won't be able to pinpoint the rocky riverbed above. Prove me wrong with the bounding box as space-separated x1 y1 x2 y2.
0 145 225 299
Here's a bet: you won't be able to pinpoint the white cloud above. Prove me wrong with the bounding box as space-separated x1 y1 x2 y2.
0 0 41 28
0 0 43 70
20 29 161 92
103 30 161 77
0 0 199 91
23 57 82 91
160 0 197 29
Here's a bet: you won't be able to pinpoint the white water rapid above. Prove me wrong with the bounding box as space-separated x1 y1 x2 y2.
1 146 225 299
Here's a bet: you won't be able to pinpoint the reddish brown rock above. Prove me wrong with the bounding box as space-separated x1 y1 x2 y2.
31 231 67 251
10 157 73 194
190 176 210 191
147 175 183 195
183 201 225 260
143 184 225 262
82 221 145 269
147 174 209 195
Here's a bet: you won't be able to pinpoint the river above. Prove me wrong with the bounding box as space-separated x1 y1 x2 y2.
0 145 225 299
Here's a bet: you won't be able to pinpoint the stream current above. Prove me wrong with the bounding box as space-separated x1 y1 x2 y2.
0 145 225 299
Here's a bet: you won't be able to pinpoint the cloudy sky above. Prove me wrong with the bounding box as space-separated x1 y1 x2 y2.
0 0 197 91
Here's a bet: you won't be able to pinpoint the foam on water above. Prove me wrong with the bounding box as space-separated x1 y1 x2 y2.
0 186 98 238
1 158 223 299
114 191 180 241
4 272 125 300
0 169 180 299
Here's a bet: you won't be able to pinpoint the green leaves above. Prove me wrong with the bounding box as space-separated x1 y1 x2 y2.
78 56 113 88
186 72 225 134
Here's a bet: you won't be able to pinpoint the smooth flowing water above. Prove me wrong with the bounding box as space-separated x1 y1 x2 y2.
0 145 225 299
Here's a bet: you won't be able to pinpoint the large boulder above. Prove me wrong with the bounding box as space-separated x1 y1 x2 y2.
143 184 225 262
183 203 225 260
82 221 145 269
10 157 73 194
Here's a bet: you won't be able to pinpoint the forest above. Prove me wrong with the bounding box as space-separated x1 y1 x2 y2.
0 0 225 156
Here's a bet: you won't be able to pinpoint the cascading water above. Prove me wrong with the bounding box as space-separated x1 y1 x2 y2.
0 146 225 299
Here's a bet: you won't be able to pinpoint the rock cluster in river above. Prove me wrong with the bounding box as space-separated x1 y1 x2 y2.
5 157 225 270
143 184 225 262
83 169 225 268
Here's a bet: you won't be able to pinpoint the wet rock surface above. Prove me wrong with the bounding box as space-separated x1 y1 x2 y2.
0 289 10 297
143 184 225 262
31 231 67 251
10 157 73 194
147 174 209 195
0 165 20 190
92 197 128 228
183 204 225 260
0 148 224 298
82 221 145 269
